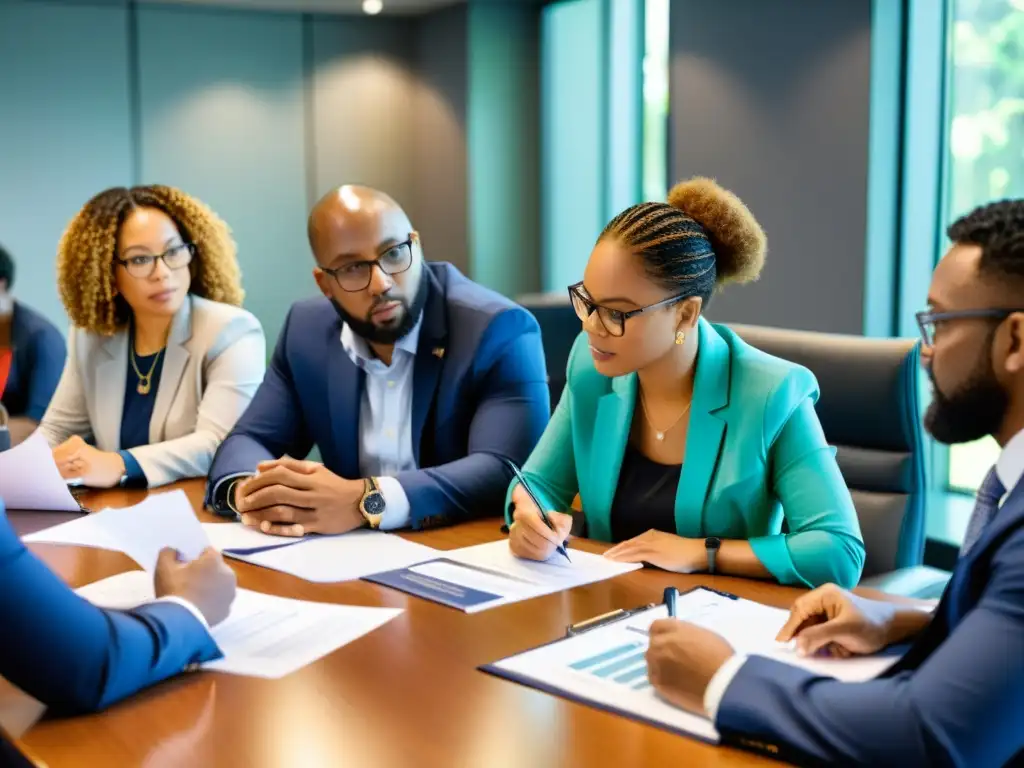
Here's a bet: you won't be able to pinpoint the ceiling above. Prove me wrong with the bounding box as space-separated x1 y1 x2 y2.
134 0 471 14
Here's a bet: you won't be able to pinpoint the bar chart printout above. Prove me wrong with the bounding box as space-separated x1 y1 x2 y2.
568 641 652 691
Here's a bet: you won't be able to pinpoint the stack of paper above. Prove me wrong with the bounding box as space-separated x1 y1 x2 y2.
364 539 643 612
77 570 402 678
0 432 81 512
23 490 210 571
223 528 441 583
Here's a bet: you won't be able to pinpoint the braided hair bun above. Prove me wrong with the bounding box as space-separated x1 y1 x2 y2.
667 177 766 286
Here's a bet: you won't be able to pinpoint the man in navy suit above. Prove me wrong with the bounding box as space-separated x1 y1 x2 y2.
206 185 549 535
0 504 235 715
644 199 1024 767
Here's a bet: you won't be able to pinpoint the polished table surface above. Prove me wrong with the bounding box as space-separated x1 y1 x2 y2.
6 481 822 768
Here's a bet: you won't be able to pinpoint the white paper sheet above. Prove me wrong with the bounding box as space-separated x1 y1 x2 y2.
23 490 210 571
487 588 900 743
0 432 80 512
405 539 642 613
77 570 403 679
225 528 440 583
201 521 308 554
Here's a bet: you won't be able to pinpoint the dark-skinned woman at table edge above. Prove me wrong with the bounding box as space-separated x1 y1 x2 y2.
505 178 864 589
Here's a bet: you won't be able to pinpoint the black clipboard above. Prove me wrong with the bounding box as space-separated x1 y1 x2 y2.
477 586 737 745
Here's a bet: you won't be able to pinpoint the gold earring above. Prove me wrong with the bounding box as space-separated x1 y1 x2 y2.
675 331 685 345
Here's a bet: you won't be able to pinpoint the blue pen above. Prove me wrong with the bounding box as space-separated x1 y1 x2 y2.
663 586 679 618
504 459 571 563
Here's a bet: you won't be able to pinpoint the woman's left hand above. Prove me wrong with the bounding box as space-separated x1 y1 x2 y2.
53 436 126 488
604 530 708 572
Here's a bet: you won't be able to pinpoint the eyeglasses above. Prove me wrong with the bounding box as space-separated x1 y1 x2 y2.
568 282 687 337
321 233 417 293
916 308 1024 347
116 243 194 279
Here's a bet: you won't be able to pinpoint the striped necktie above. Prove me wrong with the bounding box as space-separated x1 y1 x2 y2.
960 466 1006 556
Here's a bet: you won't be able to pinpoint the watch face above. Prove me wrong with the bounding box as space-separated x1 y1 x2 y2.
705 536 721 550
363 491 386 516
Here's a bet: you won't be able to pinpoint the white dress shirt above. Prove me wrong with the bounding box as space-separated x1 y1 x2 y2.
702 428 1024 721
339 317 421 530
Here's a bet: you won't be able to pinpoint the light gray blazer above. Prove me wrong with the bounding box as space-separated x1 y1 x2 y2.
39 295 266 487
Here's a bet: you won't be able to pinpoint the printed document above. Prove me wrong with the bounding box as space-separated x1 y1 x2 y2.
483 587 901 743
77 570 403 678
364 539 642 612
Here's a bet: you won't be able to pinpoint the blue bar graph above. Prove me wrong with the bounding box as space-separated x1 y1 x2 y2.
568 642 642 671
614 665 649 684
592 652 647 678
632 680 651 691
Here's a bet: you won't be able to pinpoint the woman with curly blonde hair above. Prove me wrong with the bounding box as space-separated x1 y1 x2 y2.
506 177 864 589
40 185 265 488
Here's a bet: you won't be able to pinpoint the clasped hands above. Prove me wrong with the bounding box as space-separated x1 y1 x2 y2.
53 435 126 488
233 457 366 537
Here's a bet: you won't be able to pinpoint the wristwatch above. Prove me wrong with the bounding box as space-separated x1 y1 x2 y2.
359 477 387 528
705 537 721 574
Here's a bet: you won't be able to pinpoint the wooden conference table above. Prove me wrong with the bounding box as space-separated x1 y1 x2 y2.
6 480 828 768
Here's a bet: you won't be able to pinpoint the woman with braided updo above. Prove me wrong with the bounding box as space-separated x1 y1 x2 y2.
40 185 265 489
506 177 864 589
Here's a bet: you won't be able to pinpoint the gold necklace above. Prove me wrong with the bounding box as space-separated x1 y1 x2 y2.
638 389 692 441
130 344 164 395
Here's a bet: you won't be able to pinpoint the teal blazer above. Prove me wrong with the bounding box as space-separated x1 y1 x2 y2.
506 318 865 589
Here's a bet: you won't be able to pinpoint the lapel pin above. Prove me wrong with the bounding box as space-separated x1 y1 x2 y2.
432 347 445 359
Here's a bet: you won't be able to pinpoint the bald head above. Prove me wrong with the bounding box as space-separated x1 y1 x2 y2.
307 185 412 265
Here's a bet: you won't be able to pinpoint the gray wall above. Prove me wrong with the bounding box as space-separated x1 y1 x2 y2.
669 0 872 334
0 0 540 343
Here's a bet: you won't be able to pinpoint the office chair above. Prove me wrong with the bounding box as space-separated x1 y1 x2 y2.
516 292 580 410
728 323 949 598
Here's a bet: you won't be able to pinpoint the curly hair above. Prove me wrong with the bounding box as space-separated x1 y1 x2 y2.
600 177 767 307
57 185 244 335
947 198 1024 282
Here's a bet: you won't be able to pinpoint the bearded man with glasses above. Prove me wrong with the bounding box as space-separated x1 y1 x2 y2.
207 185 550 535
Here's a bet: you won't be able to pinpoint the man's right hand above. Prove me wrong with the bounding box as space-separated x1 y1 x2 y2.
155 547 237 627
508 484 573 562
775 584 900 657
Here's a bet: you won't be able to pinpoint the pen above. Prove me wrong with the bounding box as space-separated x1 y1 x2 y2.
504 458 571 563
663 586 679 618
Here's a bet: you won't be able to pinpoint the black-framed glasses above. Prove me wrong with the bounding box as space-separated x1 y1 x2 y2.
568 282 687 337
116 243 194 279
321 233 417 292
916 308 1024 347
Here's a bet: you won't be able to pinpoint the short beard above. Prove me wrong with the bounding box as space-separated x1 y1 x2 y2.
924 342 1008 445
329 274 428 346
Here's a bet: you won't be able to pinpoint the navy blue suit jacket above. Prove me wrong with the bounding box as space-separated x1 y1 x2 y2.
206 262 550 528
0 502 220 715
2 301 65 421
716 479 1024 767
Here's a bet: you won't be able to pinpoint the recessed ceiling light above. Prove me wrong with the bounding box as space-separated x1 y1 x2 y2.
362 0 383 14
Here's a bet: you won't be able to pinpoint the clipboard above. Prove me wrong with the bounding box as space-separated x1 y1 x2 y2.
478 586 732 746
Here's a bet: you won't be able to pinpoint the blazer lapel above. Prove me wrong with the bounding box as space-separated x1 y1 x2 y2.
586 374 636 542
93 332 128 450
411 268 447 465
327 320 364 479
674 318 731 537
150 297 193 443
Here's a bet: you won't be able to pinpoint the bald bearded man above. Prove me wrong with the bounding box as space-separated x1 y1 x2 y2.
206 186 550 533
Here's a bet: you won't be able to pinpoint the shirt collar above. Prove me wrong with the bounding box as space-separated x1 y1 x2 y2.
340 312 422 368
996 427 1024 493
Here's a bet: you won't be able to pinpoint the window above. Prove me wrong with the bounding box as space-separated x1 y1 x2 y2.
641 0 669 202
943 0 1024 492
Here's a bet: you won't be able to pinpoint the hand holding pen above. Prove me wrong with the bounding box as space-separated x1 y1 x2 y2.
505 461 573 563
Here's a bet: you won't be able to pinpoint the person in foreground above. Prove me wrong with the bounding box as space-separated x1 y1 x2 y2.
38 185 265 488
0 244 66 446
507 178 864 589
206 185 549 535
0 499 235 715
645 199 1024 767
